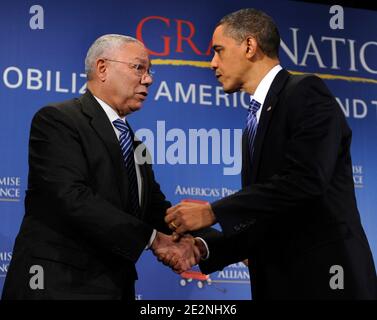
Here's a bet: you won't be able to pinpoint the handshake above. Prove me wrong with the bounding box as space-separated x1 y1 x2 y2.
151 200 217 274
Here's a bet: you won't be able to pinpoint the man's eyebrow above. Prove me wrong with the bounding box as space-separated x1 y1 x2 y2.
133 57 148 64
139 58 153 68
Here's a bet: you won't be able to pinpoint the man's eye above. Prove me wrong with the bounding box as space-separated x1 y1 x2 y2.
134 64 143 71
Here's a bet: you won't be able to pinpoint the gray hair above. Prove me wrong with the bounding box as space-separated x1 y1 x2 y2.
85 34 141 80
218 8 280 59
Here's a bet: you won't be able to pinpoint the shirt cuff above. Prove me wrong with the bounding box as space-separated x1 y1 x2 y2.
195 237 210 260
146 229 157 250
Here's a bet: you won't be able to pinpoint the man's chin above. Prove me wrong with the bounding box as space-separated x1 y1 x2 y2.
220 81 238 94
129 102 143 113
223 87 238 94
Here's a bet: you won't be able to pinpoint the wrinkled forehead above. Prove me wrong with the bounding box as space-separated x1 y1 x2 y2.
116 42 150 64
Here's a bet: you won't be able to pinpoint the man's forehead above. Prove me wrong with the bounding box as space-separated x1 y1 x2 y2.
212 25 231 43
118 42 149 61
213 25 225 37
120 42 145 53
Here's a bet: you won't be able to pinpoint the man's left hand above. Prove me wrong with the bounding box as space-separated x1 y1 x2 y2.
165 201 216 235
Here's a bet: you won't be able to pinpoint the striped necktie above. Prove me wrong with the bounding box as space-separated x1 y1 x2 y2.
112 119 140 216
246 99 261 161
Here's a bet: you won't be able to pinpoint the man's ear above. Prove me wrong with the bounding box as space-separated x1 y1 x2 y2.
245 36 258 59
96 58 107 82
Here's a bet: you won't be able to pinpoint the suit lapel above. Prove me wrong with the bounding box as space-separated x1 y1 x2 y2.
137 162 148 219
249 69 290 184
79 90 129 209
241 131 252 187
128 127 149 219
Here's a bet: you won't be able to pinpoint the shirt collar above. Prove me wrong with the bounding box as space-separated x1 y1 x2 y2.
93 95 126 123
250 64 282 106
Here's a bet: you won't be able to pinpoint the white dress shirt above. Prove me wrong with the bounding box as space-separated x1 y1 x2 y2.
252 64 282 122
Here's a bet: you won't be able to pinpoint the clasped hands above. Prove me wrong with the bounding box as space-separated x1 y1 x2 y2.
151 201 216 273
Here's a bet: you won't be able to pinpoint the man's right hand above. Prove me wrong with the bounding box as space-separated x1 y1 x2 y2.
151 232 203 273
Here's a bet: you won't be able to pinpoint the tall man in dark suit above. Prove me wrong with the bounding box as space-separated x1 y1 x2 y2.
165 9 377 299
2 34 199 300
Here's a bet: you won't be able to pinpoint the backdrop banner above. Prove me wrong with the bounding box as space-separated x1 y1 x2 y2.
1 0 376 300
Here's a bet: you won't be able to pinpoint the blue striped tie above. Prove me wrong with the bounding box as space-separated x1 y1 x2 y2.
113 119 140 216
246 99 261 161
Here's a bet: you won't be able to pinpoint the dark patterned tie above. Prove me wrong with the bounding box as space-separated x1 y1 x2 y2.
246 99 261 161
113 119 140 216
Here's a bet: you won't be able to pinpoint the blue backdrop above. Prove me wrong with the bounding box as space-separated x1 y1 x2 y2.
0 0 376 300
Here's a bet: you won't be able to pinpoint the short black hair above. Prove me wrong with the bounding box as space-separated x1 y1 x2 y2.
218 8 280 58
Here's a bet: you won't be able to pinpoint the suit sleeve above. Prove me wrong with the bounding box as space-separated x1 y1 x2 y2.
144 166 172 234
212 76 345 236
29 106 153 263
195 228 251 274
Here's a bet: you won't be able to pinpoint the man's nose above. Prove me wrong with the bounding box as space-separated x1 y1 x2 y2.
141 73 153 86
210 55 218 70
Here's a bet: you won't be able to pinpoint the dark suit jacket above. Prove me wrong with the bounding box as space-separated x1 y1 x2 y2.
200 69 377 299
2 90 171 300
